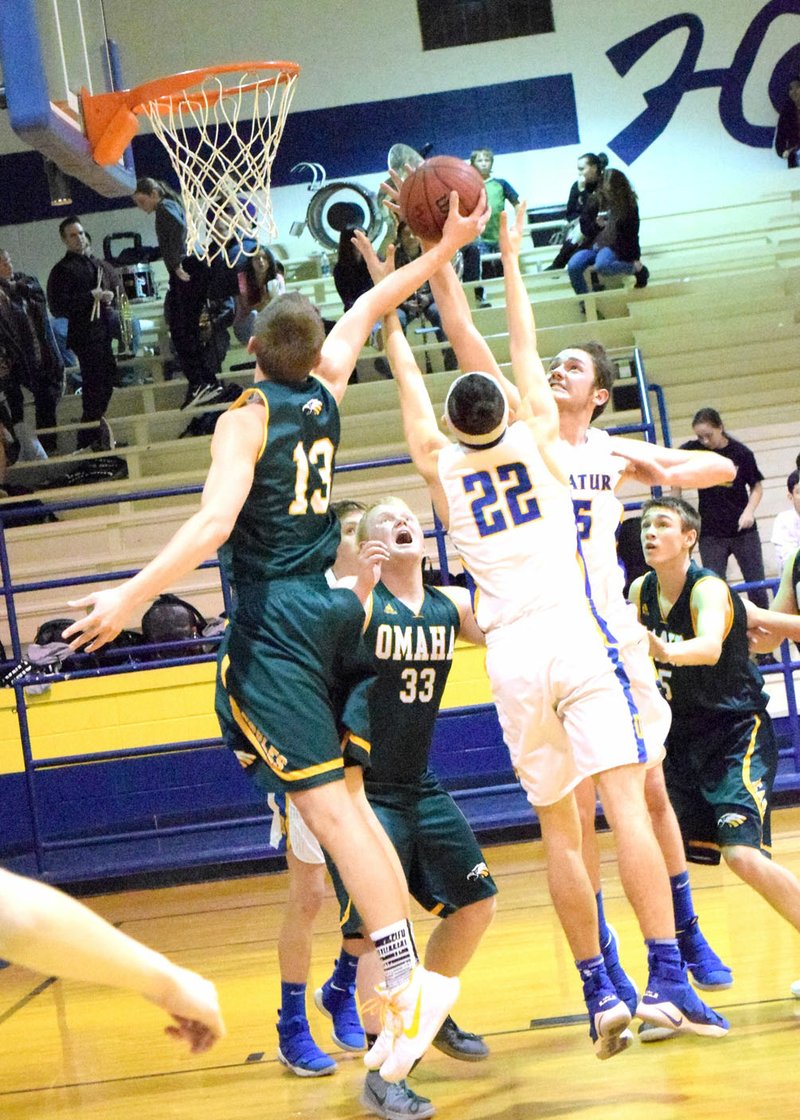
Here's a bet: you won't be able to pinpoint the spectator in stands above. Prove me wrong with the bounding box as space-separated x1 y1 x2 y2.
132 178 223 409
771 469 800 574
461 148 519 306
393 222 457 371
547 151 607 271
333 226 374 312
333 228 388 379
678 407 769 609
567 168 649 295
775 77 800 168
46 215 118 451
0 250 64 454
233 247 286 345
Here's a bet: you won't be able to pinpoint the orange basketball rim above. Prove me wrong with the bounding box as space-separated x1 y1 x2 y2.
82 61 301 166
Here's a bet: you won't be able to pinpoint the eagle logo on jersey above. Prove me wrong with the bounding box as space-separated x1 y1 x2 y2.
302 398 324 416
717 812 748 829
467 862 490 881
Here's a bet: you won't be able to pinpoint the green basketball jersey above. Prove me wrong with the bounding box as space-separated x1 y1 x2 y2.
638 562 768 722
364 582 461 786
224 381 340 589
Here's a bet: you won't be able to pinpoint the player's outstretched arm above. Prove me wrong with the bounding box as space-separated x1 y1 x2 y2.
425 258 522 410
317 193 489 402
63 408 263 653
608 440 737 489
499 205 557 433
383 309 451 522
745 550 800 652
0 868 225 1053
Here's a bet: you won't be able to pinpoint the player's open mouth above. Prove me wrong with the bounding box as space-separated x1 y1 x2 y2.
395 528 413 545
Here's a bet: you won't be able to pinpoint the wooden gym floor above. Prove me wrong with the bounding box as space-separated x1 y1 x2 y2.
2 811 800 1120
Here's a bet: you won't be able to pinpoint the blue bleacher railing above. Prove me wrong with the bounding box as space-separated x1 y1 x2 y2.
1 347 797 881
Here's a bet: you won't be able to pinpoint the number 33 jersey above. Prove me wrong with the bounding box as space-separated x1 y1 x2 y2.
361 582 461 787
438 421 589 632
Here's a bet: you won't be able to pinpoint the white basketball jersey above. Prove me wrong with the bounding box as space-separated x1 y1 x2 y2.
438 421 588 632
566 428 640 644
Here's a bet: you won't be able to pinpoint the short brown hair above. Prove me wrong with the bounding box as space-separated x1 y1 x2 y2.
250 293 325 384
642 496 702 542
580 340 618 420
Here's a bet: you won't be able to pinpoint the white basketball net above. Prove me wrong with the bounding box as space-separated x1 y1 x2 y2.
143 68 299 263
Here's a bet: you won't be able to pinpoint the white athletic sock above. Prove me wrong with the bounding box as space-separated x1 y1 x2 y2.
370 919 419 990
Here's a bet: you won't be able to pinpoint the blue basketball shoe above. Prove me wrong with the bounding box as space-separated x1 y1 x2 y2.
677 918 733 991
315 974 366 1051
581 963 633 1060
276 1011 337 1076
637 947 729 1038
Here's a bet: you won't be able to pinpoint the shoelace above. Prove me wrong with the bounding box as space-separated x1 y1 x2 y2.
362 981 409 1043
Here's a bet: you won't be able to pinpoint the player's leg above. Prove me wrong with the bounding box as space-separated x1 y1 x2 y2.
644 764 732 990
408 787 498 1062
723 844 800 927
596 764 728 1038
425 898 496 977
314 932 368 1053
575 776 639 1015
624 637 732 990
537 792 633 1060
356 949 435 1120
292 776 459 1084
278 797 367 1056
276 849 337 1077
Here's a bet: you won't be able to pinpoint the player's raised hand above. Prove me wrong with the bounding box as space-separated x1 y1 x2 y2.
352 539 390 603
352 229 395 284
379 167 404 215
500 200 527 261
62 586 132 652
440 189 489 249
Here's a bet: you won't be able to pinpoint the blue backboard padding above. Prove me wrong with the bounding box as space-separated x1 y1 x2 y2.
271 74 579 183
0 71 577 223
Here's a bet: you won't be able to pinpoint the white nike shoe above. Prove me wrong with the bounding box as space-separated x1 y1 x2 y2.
364 966 460 1084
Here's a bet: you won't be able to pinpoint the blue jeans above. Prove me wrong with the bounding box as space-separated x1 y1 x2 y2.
568 246 635 294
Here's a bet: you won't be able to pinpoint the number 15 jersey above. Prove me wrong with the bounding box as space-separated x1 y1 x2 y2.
438 421 590 632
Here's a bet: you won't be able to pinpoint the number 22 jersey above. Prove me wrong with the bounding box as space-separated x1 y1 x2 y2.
438 420 590 632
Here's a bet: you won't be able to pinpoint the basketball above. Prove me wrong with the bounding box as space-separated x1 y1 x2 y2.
398 156 484 241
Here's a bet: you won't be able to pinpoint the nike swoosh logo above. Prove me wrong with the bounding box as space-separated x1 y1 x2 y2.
402 986 424 1040
659 1010 684 1028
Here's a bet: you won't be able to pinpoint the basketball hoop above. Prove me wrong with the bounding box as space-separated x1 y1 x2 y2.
82 61 300 261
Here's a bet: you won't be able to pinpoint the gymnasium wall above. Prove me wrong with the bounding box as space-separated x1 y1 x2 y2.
0 0 797 278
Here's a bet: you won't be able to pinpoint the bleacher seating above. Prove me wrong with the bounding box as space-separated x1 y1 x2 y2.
4 189 800 881
2 189 799 647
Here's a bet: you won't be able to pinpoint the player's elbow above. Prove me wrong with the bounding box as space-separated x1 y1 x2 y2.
702 640 724 666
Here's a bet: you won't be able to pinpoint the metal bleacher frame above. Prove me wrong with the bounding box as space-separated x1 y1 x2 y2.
2 348 799 885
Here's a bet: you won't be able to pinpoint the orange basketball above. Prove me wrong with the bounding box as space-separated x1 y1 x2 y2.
398 156 484 241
